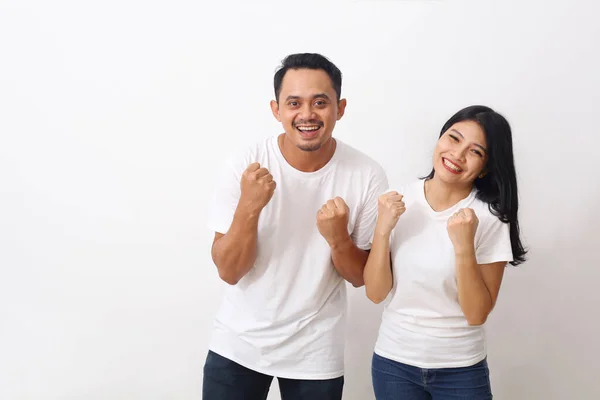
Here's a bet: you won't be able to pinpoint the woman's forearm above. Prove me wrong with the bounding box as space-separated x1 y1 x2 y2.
455 248 493 325
363 232 393 304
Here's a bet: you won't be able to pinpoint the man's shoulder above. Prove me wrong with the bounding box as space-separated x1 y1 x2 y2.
235 135 276 155
223 136 277 165
335 139 385 174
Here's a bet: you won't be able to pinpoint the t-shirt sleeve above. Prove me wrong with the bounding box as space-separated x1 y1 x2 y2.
206 152 247 235
351 165 389 250
475 213 514 265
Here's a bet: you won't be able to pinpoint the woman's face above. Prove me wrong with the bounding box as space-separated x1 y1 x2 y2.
432 120 488 186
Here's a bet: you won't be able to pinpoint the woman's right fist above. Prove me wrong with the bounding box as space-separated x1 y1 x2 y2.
375 191 406 236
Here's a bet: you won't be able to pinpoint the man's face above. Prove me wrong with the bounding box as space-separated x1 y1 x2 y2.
271 68 346 152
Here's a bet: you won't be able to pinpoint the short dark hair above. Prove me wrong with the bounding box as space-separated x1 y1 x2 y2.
273 53 342 102
424 105 528 266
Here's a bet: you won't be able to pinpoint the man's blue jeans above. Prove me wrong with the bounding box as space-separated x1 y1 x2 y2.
202 350 344 400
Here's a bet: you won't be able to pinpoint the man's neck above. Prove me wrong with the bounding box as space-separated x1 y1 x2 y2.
277 134 336 173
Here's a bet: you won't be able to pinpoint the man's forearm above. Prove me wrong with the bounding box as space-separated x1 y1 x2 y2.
330 236 369 287
212 206 260 285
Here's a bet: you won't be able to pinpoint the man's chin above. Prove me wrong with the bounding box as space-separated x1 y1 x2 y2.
296 143 322 152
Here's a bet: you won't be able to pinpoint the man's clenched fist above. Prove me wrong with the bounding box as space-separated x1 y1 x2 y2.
316 197 350 246
239 162 276 214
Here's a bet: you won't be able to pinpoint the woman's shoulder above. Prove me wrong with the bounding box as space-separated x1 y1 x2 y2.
387 180 423 195
393 180 424 205
470 195 507 228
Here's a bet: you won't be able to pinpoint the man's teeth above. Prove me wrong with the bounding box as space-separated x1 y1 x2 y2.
297 126 320 131
444 158 462 172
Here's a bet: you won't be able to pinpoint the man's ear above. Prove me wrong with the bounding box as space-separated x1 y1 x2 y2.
337 98 347 120
270 100 281 122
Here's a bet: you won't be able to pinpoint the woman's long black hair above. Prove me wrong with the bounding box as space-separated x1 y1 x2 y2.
423 105 527 265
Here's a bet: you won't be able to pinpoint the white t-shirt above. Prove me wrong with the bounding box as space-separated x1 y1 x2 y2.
374 179 513 369
207 135 388 379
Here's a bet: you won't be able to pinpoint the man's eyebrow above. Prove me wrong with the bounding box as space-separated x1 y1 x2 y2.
284 93 331 101
312 93 330 100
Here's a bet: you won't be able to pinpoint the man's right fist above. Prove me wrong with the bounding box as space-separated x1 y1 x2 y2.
239 162 276 213
375 191 406 236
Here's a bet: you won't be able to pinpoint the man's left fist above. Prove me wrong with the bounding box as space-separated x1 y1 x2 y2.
316 197 350 246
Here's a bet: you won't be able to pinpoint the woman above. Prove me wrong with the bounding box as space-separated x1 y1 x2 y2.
364 105 527 399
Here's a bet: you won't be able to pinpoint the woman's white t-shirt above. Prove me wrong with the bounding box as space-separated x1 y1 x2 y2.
374 179 513 369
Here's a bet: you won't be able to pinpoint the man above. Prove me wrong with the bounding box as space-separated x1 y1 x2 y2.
203 53 388 400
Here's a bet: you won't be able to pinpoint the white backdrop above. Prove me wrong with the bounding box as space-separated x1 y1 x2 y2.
1 1 599 399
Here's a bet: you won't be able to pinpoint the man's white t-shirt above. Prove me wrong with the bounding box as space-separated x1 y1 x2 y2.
207 135 388 379
374 179 513 369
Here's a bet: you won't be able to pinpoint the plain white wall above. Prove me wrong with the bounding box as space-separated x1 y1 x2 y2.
1 0 599 399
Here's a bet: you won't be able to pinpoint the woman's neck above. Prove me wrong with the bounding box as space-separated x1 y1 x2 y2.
424 176 473 212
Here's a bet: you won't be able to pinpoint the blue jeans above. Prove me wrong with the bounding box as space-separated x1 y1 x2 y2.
202 350 344 400
371 353 493 399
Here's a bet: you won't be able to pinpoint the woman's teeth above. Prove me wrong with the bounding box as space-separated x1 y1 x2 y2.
444 158 462 172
